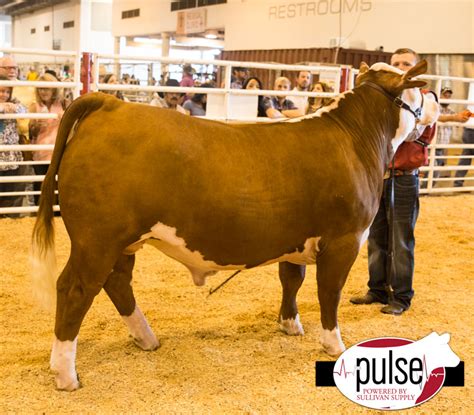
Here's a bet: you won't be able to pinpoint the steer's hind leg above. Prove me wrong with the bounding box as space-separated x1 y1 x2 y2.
103 253 159 351
51 248 118 391
278 262 306 335
316 235 359 356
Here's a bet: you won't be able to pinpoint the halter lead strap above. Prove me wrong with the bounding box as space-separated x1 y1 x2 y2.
361 81 423 120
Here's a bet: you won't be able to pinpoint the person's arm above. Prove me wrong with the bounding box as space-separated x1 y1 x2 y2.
438 109 471 123
261 96 284 119
266 107 285 119
281 99 305 118
0 102 23 113
281 108 305 118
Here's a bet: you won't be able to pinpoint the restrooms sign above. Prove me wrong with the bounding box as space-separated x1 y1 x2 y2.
333 332 460 410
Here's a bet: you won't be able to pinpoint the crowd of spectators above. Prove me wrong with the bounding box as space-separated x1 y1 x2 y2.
1 56 472 216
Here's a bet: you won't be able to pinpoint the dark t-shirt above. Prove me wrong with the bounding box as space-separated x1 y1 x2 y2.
261 96 296 115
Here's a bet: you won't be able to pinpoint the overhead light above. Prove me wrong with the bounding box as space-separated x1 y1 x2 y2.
205 30 218 39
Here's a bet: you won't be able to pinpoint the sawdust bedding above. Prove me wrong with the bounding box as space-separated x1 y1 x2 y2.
0 195 472 414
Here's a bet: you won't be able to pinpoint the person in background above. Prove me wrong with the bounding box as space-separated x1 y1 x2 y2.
306 81 332 114
287 71 312 114
103 73 127 101
62 64 72 80
261 77 305 119
0 56 36 112
180 64 195 88
45 69 59 79
26 66 39 81
150 79 188 115
121 73 131 84
0 75 27 217
28 73 66 205
183 84 212 116
453 125 474 187
242 76 267 117
0 55 36 209
350 48 439 315
434 87 470 184
230 67 249 89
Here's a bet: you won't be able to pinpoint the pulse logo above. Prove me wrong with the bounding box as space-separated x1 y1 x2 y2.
333 332 460 410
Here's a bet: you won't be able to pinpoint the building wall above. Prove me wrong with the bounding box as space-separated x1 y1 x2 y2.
112 0 474 54
11 0 114 63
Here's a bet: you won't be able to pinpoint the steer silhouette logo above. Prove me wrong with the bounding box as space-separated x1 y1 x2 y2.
333 332 460 410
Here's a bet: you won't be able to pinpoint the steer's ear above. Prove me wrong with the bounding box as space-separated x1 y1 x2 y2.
359 61 370 75
403 59 427 79
402 59 427 81
401 60 428 89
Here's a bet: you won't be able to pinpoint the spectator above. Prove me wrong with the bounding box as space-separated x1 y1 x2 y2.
122 73 131 84
350 48 438 315
434 87 470 183
180 64 195 88
45 69 58 79
242 76 267 117
183 84 213 116
307 81 332 114
453 126 474 187
103 73 127 101
62 64 72 80
0 56 35 110
29 73 66 205
26 66 39 81
0 75 27 217
150 79 188 115
230 67 249 89
261 77 304 119
1 56 35 209
287 71 312 113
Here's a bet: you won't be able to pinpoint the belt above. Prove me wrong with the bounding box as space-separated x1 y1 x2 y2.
384 169 418 179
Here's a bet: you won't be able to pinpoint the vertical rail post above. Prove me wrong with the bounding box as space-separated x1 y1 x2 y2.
80 52 92 95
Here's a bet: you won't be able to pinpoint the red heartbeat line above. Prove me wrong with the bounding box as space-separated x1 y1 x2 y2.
333 359 354 378
333 355 444 383
423 355 445 378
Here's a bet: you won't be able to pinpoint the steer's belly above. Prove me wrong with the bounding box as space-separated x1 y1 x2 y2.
123 222 321 286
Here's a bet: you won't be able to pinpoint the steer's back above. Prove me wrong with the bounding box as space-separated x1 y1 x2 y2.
57 98 379 264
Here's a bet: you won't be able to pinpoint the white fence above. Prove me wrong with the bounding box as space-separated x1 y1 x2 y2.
1 48 473 216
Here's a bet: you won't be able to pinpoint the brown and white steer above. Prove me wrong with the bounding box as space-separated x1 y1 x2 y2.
32 61 439 391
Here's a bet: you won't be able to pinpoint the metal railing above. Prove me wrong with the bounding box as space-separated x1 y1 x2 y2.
1 48 473 216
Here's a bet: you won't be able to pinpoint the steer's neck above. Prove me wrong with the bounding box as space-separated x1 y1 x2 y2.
325 87 399 173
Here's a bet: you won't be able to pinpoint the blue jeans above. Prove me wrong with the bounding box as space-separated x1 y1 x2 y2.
367 174 419 309
454 128 474 187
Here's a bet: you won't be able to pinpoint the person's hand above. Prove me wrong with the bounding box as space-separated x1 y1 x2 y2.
0 102 16 113
455 109 471 123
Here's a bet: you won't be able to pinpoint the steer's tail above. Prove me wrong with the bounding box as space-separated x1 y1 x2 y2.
31 92 111 309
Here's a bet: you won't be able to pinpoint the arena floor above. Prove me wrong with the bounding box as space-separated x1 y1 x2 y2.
1 195 472 414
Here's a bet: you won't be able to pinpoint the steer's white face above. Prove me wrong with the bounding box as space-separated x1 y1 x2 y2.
369 61 439 153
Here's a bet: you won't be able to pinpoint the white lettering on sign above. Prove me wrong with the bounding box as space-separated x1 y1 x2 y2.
269 0 372 19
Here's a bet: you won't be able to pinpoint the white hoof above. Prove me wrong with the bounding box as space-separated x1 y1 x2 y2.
54 371 81 391
320 327 345 356
50 336 80 391
280 314 305 336
132 334 160 351
122 306 160 351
